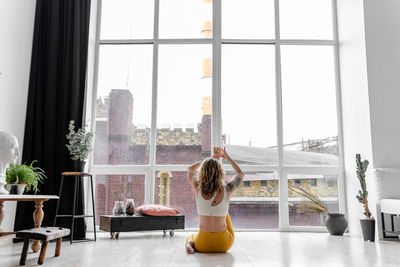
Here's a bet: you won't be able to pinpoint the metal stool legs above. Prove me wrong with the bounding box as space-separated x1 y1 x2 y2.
54 173 96 243
70 175 78 244
90 175 97 241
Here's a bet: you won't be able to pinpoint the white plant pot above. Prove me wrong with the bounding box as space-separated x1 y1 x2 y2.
6 184 25 195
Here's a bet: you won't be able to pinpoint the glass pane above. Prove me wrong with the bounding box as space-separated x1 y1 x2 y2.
281 46 338 165
280 0 333 39
159 0 212 38
154 171 198 228
229 171 279 229
156 45 212 164
95 174 145 225
94 45 152 165
222 44 277 165
154 170 279 229
288 174 339 226
222 0 275 39
100 0 154 39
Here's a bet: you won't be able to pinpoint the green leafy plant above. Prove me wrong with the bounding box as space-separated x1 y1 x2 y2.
289 183 329 214
66 120 94 161
6 161 46 193
355 154 373 219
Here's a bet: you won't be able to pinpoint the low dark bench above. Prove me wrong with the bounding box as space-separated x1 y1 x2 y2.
100 214 185 239
16 227 70 265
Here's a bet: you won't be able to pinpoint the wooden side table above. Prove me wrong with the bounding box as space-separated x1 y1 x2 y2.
53 172 96 243
0 195 59 253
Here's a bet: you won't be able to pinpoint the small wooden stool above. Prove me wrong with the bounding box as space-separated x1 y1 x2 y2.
16 227 70 265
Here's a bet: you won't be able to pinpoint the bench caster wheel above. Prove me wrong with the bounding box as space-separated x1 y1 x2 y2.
110 232 115 239
115 232 120 239
170 230 174 237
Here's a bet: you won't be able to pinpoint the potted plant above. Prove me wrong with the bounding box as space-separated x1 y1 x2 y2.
66 120 93 172
290 184 348 235
5 161 46 194
355 154 375 241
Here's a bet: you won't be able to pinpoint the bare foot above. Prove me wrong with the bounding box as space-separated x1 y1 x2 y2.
186 240 195 254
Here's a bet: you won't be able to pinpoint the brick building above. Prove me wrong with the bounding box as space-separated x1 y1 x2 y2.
94 89 339 229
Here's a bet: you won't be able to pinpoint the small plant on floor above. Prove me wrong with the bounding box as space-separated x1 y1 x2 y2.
290 183 348 236
355 154 373 220
289 183 328 214
6 161 46 193
356 154 375 241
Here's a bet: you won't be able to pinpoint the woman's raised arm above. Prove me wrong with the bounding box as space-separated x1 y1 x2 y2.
220 147 245 193
187 160 202 187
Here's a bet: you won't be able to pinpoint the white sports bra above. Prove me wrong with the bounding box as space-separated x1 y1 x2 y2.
196 186 229 217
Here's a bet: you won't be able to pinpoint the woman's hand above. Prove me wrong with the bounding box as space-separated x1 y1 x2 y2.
212 147 222 159
212 146 232 161
220 147 230 161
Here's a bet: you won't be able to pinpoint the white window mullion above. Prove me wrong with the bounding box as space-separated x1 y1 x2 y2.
158 38 212 44
147 0 160 204
274 0 288 231
88 0 103 173
279 39 334 45
282 165 341 175
100 39 214 45
212 0 222 148
331 0 346 215
85 0 102 232
99 39 154 45
222 39 276 44
144 169 154 205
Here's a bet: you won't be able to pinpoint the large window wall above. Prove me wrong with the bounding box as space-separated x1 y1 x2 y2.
91 0 344 230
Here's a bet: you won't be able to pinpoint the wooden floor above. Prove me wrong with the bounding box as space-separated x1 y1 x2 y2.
0 231 399 266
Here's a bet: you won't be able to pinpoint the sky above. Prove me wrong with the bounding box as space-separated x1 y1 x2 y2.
97 0 337 148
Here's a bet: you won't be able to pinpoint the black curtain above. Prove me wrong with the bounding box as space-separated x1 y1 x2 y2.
14 0 91 240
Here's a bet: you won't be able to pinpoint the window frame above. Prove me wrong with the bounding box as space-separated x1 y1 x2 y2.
88 0 345 231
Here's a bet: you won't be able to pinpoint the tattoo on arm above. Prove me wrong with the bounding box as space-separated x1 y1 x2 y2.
226 174 244 193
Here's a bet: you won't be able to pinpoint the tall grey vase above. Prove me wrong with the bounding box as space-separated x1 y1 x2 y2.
360 219 375 242
325 213 348 235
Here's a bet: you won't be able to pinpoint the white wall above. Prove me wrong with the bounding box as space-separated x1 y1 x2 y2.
0 0 36 231
363 0 400 240
363 0 400 169
338 0 400 237
336 0 374 235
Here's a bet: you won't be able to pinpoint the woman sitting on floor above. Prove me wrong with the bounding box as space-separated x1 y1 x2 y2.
185 146 244 254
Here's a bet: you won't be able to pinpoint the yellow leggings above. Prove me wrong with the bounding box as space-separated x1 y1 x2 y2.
186 213 234 253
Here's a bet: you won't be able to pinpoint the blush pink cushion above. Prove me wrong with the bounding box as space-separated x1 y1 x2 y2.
135 204 180 216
